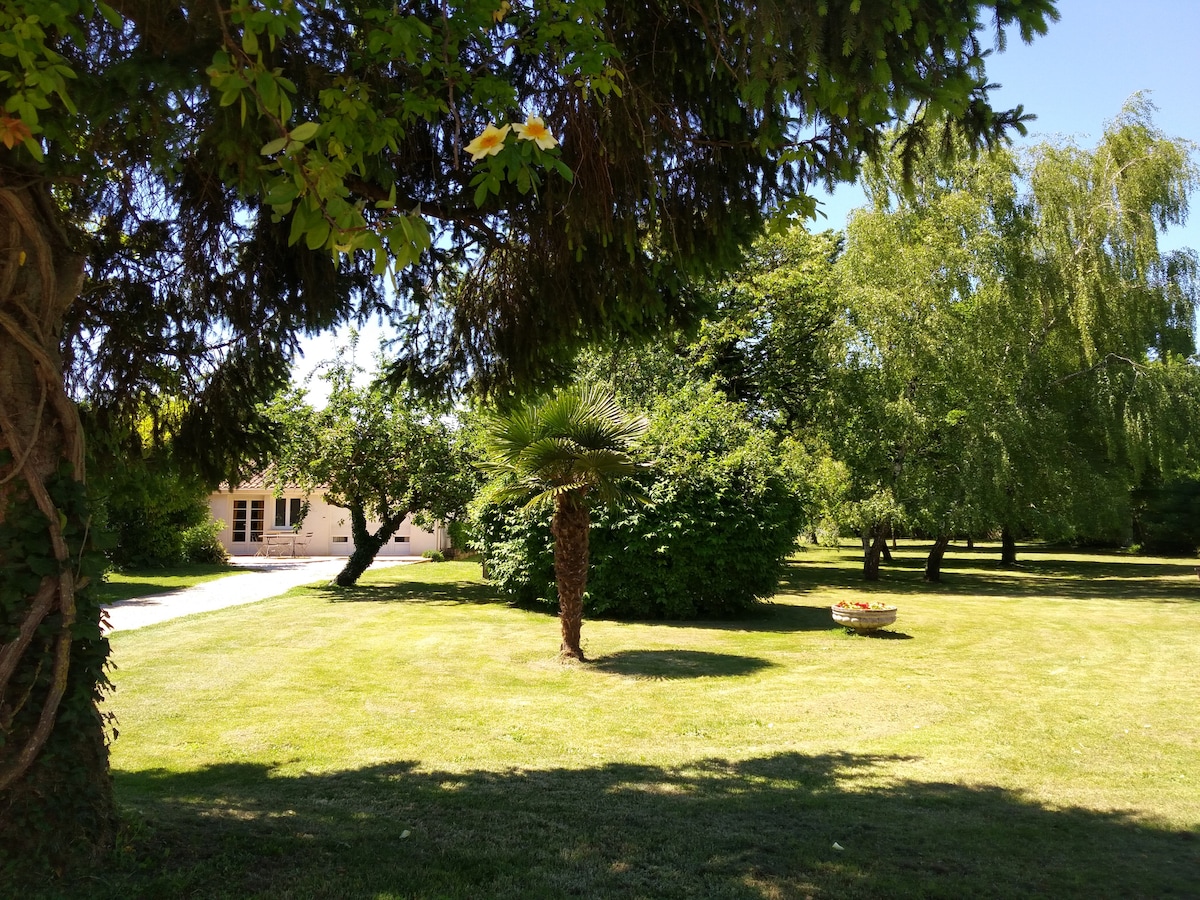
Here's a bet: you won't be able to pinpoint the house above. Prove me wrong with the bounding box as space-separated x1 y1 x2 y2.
208 473 450 557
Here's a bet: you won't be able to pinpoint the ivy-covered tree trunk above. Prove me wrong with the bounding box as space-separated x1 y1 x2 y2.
0 183 114 869
1000 526 1018 567
863 524 888 581
924 535 952 582
335 504 403 587
551 492 589 660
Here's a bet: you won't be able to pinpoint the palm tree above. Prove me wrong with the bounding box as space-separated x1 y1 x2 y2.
483 386 647 660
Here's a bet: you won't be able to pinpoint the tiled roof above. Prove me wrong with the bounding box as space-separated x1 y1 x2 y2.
215 472 319 492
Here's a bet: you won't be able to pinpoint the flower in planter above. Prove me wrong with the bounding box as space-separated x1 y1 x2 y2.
833 600 894 610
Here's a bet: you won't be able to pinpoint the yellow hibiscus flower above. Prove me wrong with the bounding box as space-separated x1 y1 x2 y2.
465 123 511 161
512 115 558 151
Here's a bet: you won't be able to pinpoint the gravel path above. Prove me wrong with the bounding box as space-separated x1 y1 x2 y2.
103 556 425 632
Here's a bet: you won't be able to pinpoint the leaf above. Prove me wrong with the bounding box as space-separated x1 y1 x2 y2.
260 136 288 156
304 218 331 250
290 121 320 144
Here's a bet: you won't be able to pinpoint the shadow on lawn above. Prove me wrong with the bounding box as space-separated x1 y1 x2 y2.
97 581 188 604
311 578 505 607
52 753 1198 899
782 553 1200 604
588 649 777 679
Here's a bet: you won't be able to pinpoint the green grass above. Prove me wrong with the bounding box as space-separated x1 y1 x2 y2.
54 546 1200 897
99 563 244 603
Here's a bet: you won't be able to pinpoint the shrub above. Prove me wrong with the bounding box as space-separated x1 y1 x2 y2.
93 463 213 568
475 383 806 619
422 549 446 562
181 518 229 564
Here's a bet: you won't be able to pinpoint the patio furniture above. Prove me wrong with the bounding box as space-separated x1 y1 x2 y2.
262 532 297 557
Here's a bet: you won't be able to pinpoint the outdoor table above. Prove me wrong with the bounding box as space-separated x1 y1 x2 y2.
261 532 297 557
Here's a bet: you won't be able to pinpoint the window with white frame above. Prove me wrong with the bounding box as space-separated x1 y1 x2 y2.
233 499 265 543
274 497 304 528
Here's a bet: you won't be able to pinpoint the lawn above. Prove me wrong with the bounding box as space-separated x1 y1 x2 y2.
55 545 1200 897
99 563 245 603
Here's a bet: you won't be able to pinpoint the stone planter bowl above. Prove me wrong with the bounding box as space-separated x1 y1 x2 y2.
831 605 898 634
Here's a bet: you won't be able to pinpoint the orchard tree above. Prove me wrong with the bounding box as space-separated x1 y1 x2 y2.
0 0 1058 871
269 363 477 587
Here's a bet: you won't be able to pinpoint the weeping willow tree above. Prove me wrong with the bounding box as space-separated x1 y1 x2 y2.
0 0 1059 871
826 94 1197 576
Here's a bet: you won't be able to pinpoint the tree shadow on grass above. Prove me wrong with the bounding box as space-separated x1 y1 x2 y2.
98 582 190 605
310 579 509 607
638 601 845 635
46 753 1199 899
782 555 1200 605
588 649 777 679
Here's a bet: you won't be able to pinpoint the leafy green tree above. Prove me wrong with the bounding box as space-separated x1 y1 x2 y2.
269 366 477 588
836 98 1198 576
0 0 1059 869
481 387 646 659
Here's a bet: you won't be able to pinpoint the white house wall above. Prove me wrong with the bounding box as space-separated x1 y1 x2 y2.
208 489 448 557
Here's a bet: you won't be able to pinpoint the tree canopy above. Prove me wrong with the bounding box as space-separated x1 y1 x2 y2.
268 357 477 587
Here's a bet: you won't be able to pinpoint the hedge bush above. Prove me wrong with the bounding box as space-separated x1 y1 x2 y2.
475 383 806 619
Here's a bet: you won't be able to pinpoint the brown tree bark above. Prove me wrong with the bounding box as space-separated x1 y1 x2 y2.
0 180 114 866
335 504 402 586
863 525 888 581
1001 526 1018 566
924 535 951 582
551 492 590 660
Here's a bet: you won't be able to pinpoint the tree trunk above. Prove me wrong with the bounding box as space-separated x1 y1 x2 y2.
335 504 402 586
924 535 951 582
1001 526 1018 567
880 522 894 563
551 492 589 660
863 525 888 581
966 535 975 549
0 181 115 869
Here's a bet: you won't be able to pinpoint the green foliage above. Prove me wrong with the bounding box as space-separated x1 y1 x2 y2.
93 464 212 569
270 354 479 585
477 383 805 618
0 469 113 876
479 385 649 509
180 519 229 565
421 549 446 563
810 100 1200 559
1131 476 1200 556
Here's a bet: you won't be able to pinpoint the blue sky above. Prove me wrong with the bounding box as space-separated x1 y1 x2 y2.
818 0 1200 254
297 0 1200 387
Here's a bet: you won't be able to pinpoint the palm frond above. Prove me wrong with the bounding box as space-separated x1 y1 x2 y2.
480 385 648 507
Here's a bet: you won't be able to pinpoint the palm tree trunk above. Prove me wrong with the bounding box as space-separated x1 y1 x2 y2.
551 492 590 660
